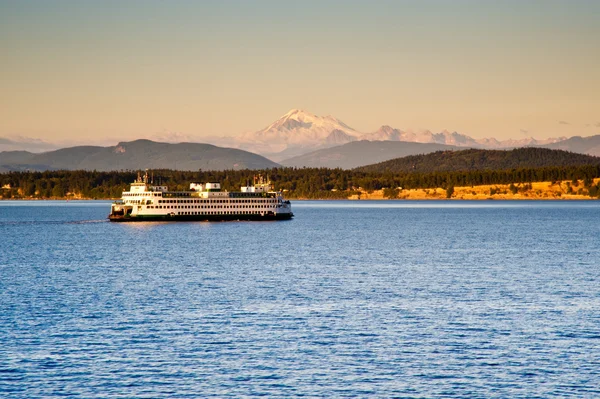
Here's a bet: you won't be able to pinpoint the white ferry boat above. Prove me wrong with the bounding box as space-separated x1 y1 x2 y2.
108 172 293 222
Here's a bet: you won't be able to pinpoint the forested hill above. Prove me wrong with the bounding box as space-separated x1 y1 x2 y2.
356 148 600 173
0 139 279 172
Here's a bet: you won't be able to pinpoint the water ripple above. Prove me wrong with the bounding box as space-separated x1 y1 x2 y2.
1 201 600 397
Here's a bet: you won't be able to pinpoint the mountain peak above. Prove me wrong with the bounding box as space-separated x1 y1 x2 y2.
359 125 403 141
279 108 316 120
282 108 307 118
377 125 398 134
259 109 357 135
238 110 586 160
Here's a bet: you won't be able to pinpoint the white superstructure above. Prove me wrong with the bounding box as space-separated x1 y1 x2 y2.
109 172 293 222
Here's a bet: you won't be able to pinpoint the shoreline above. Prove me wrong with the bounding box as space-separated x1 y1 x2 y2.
2 179 599 201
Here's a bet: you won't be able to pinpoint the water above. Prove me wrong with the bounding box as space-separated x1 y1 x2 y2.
1 200 600 398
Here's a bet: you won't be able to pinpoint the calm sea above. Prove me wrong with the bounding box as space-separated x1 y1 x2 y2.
1 200 600 398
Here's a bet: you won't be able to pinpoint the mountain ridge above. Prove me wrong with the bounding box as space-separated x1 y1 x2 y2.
2 109 599 169
355 148 600 174
228 109 574 160
281 140 460 169
0 139 279 172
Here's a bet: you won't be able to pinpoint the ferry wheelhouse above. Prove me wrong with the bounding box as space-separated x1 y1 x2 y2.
109 172 293 222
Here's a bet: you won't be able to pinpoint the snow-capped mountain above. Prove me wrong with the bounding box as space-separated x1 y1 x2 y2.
359 125 403 141
235 109 359 157
490 137 567 148
228 109 567 160
325 129 357 145
359 126 565 149
359 127 481 147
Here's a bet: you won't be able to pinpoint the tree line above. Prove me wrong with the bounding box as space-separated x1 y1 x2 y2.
357 148 600 174
1 165 600 199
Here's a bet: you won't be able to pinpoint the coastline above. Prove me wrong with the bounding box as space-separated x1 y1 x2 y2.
296 178 600 201
2 178 599 201
347 180 600 201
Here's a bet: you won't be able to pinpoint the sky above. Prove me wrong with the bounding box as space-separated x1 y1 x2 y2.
1 0 599 145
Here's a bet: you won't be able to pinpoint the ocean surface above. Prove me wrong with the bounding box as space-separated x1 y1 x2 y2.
1 200 600 398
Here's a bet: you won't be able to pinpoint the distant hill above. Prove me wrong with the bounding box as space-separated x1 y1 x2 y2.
281 140 459 169
0 151 36 164
0 139 280 172
540 135 600 157
356 148 600 173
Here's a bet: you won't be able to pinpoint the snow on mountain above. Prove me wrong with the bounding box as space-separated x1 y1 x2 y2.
487 137 567 148
360 126 481 147
358 125 566 149
325 129 357 145
236 109 359 155
230 108 569 160
359 126 403 141
435 130 481 146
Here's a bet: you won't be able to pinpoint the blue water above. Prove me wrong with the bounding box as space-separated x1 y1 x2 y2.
1 200 600 398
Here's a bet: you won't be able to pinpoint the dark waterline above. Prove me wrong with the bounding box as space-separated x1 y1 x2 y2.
1 200 600 397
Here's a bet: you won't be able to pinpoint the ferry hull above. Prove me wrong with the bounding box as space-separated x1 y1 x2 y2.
108 213 293 222
111 173 293 223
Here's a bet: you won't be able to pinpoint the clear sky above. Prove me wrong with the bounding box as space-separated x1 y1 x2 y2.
1 0 599 144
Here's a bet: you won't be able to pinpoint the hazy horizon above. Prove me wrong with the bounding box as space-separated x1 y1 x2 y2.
1 1 599 145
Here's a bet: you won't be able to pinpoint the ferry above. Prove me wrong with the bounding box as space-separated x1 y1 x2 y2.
108 171 293 222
